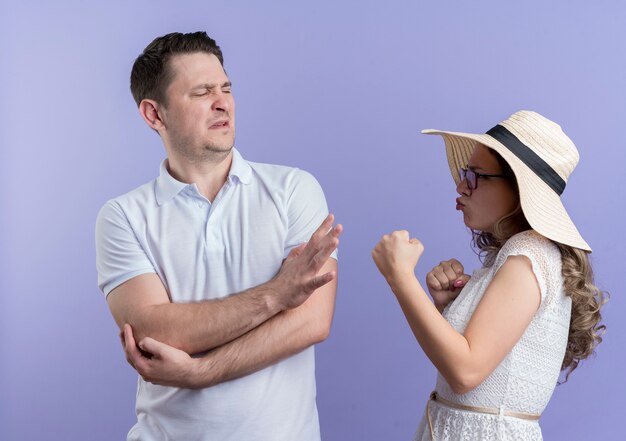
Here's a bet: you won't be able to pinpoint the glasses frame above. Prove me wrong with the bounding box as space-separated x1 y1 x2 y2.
459 167 506 191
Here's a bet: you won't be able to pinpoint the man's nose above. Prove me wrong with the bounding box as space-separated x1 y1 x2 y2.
212 92 231 113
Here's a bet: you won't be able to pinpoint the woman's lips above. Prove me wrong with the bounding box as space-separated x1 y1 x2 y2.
456 198 465 211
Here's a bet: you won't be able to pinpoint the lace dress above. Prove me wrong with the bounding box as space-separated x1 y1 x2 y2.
414 231 571 441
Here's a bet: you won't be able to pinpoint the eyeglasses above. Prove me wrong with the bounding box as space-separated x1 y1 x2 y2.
459 167 506 191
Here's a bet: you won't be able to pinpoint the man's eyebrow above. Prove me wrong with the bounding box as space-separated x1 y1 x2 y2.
191 81 232 90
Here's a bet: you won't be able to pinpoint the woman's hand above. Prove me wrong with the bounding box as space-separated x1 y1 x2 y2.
372 230 424 286
426 259 470 312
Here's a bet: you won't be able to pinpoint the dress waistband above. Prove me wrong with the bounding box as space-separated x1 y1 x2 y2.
427 391 541 440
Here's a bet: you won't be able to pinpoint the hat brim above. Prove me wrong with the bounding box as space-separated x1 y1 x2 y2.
422 128 591 251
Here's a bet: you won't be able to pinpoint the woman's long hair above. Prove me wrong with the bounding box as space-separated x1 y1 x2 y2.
471 150 607 381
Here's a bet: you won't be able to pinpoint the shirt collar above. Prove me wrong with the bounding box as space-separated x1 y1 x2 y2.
155 160 188 205
155 148 252 205
228 148 252 185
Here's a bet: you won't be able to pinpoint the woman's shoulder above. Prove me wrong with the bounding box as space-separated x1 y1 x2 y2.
495 233 566 309
496 230 561 267
503 230 558 253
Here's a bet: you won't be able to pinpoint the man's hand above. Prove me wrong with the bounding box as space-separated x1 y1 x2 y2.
123 324 202 389
269 214 342 311
425 259 470 312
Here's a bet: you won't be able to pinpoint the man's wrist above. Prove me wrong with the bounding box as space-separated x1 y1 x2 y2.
261 279 286 315
191 355 216 389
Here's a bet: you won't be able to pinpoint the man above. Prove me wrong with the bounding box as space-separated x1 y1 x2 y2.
95 31 341 441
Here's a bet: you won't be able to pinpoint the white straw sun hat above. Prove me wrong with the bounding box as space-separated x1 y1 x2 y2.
422 110 591 252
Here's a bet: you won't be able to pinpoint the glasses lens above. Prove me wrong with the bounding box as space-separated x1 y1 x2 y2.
467 169 477 189
460 167 476 190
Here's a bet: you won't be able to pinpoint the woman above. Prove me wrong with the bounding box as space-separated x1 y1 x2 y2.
372 111 606 440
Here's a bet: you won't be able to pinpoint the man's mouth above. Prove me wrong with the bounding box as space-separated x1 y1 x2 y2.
209 119 230 129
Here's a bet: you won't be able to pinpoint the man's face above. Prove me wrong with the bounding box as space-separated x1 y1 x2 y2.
159 52 235 161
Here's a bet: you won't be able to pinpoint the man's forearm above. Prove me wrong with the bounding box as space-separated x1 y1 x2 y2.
192 266 337 387
150 286 288 355
112 274 285 355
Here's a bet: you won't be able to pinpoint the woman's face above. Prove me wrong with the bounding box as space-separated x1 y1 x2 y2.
455 144 519 233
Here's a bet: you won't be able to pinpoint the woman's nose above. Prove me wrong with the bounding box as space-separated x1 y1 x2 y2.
456 176 471 196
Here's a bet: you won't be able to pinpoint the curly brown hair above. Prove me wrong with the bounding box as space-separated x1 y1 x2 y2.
471 149 607 382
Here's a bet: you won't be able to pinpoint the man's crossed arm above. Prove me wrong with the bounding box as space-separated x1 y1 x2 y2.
107 214 342 388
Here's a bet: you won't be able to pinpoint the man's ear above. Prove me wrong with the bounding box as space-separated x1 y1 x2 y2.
138 99 165 131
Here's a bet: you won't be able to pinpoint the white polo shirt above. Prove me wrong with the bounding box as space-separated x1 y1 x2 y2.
95 148 334 441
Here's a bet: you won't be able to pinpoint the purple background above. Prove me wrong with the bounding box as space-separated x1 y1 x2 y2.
2 1 624 439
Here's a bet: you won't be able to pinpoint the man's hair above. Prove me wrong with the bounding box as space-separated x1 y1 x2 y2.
130 31 224 107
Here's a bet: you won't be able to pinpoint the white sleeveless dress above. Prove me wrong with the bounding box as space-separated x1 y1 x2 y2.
414 230 571 441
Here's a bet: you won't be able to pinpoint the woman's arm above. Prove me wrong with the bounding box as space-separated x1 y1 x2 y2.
373 231 540 394
425 258 470 312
